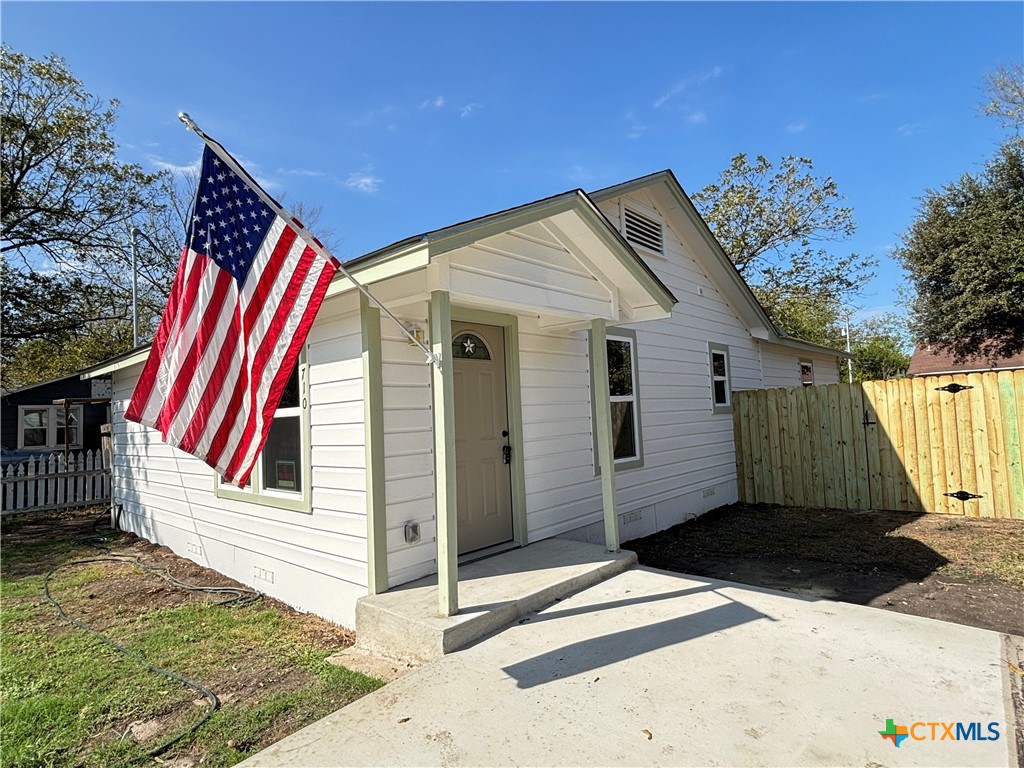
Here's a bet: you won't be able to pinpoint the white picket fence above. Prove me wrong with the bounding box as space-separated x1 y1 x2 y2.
1 450 111 517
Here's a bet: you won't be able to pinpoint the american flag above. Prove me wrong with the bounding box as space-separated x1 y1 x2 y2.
126 144 338 487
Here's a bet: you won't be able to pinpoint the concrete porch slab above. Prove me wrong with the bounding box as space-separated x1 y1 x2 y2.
352 538 636 665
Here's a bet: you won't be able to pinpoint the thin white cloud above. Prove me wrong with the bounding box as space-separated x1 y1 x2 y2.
421 96 445 110
786 121 807 133
349 105 398 127
860 91 891 103
146 154 202 176
625 110 646 139
277 168 327 178
897 123 923 138
566 165 601 184
653 66 723 109
253 175 282 193
345 169 382 194
460 103 481 119
688 110 707 124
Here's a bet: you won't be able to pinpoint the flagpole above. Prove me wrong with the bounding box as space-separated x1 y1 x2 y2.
177 113 442 370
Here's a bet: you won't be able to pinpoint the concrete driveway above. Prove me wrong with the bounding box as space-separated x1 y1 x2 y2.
241 567 1021 767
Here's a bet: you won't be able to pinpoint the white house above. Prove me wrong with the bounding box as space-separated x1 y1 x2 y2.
85 170 843 629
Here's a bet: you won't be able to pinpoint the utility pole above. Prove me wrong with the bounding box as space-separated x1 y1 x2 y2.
843 315 853 384
129 226 140 347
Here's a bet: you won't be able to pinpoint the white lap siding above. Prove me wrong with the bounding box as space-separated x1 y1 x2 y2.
522 193 767 544
379 313 437 588
109 293 369 628
760 343 842 388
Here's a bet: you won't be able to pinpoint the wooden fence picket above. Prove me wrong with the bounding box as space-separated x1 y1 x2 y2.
1 448 112 517
734 371 1024 518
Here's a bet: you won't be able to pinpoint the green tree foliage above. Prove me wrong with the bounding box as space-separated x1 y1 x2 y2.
692 153 875 343
1 47 175 388
1 47 163 262
896 138 1024 361
851 337 910 383
847 314 912 383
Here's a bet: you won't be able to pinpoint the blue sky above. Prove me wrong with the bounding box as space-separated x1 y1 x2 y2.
4 1 1021 322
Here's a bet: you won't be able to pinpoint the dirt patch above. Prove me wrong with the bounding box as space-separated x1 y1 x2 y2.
629 503 1024 636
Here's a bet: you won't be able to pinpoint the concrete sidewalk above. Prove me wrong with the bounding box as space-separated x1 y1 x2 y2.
241 567 1020 767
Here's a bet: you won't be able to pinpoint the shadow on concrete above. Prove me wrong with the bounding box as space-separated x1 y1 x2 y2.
502 576 775 689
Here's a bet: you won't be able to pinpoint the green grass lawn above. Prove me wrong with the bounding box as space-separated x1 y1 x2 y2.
1 513 384 767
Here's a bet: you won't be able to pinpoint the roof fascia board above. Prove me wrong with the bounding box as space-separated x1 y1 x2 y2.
591 172 847 357
80 348 151 378
761 336 852 359
571 197 677 313
427 193 581 256
327 245 430 298
604 172 777 330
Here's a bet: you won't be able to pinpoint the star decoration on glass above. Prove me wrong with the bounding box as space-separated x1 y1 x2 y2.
462 338 476 355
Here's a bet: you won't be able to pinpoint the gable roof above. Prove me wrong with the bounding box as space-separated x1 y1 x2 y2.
588 170 848 359
338 188 677 312
907 344 1024 376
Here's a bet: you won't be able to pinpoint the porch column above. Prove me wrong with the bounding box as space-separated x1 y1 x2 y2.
430 290 459 616
361 294 388 595
590 318 619 552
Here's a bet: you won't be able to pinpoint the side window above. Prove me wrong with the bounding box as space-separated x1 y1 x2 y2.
20 407 49 448
18 405 83 449
260 367 303 492
708 343 732 414
591 328 644 471
216 361 309 511
800 360 814 386
607 336 639 463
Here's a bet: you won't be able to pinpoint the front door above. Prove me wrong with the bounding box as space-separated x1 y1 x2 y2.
452 322 514 555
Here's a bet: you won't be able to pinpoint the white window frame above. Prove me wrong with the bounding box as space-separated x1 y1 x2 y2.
16 405 84 450
215 360 311 513
708 342 733 414
799 360 814 386
591 327 645 472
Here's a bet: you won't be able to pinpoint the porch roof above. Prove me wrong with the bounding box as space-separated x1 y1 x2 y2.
326 189 677 323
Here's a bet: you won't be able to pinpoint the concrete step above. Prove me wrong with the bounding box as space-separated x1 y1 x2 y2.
353 539 637 665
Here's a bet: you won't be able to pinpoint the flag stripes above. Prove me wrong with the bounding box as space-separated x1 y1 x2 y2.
126 144 338 487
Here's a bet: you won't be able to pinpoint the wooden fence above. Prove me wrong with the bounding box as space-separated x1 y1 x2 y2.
1 450 111 517
733 371 1024 518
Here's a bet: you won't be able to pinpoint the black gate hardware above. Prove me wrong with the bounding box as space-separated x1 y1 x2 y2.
862 410 876 427
935 383 973 394
944 490 983 502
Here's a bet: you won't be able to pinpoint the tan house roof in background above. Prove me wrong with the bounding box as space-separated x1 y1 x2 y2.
906 344 1024 376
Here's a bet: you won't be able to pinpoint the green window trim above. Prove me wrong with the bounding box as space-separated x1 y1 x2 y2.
214 357 313 513
590 326 645 473
708 341 733 415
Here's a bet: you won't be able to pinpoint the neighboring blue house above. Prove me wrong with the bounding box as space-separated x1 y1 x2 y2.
1 372 112 461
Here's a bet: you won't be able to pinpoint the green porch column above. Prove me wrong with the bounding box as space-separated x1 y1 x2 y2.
590 318 619 552
361 294 388 595
430 290 459 616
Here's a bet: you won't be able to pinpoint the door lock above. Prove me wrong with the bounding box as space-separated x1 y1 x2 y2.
502 444 512 464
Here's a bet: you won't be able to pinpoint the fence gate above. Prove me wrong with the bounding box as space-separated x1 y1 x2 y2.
732 371 1024 518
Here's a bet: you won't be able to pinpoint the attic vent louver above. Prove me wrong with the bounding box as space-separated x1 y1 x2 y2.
623 207 663 253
